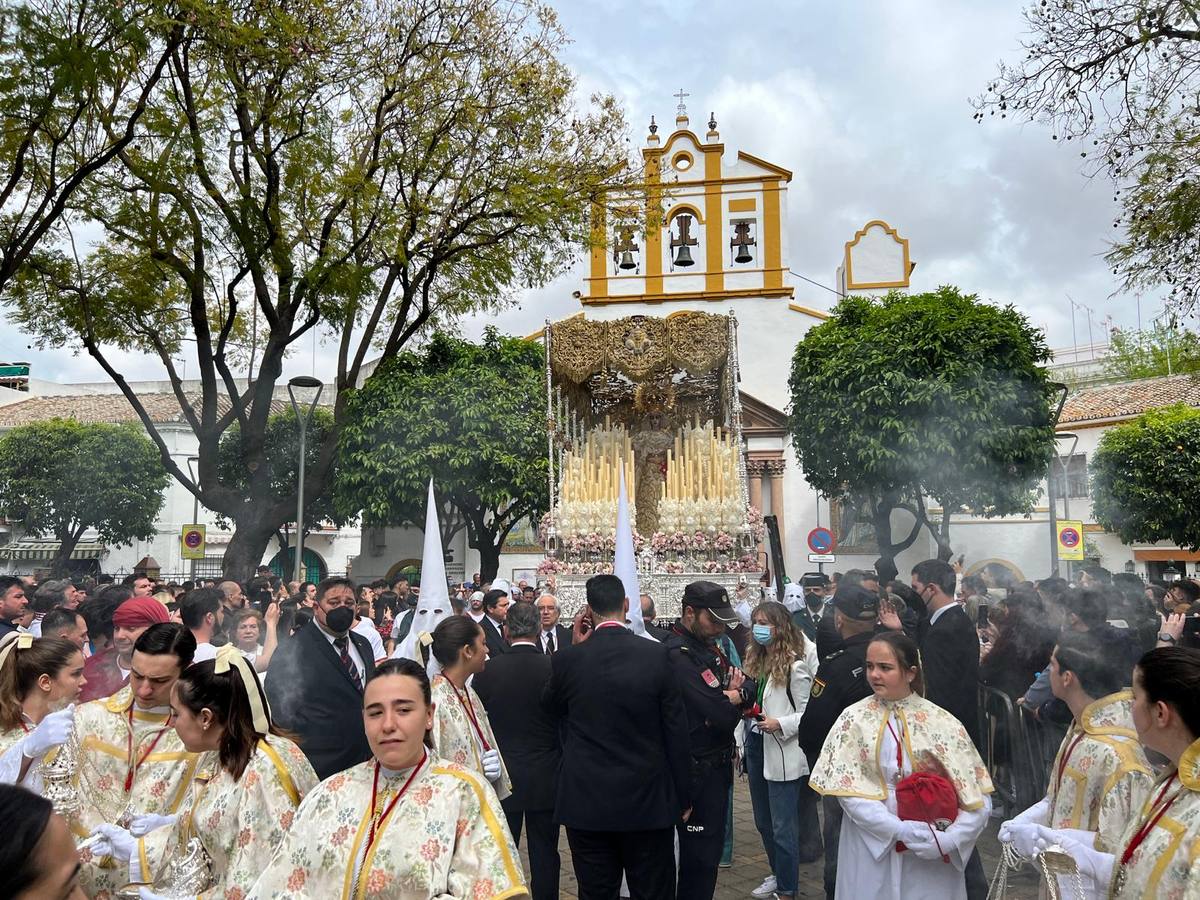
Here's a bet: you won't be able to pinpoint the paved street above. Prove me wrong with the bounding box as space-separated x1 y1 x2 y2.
520 776 1041 898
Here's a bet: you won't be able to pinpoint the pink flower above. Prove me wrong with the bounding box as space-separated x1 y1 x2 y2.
366 869 392 893
331 824 351 847
420 838 442 861
286 868 307 890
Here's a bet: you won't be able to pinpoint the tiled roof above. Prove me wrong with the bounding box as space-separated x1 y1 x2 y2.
1060 374 1200 426
0 393 286 427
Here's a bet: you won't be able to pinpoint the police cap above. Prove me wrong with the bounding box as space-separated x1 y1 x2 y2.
682 580 740 625
833 584 879 621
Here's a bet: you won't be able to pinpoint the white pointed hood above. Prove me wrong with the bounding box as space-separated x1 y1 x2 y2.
392 480 453 668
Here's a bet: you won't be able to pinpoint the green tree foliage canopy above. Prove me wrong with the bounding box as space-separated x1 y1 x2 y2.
974 1 1200 311
335 328 547 579
1102 323 1200 380
0 0 632 575
215 407 349 536
1091 403 1200 548
0 419 170 572
788 287 1058 560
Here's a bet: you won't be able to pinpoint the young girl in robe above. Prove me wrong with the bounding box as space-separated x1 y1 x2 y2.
89 643 317 898
810 631 993 900
428 615 511 799
0 634 84 793
1032 647 1200 899
250 657 527 899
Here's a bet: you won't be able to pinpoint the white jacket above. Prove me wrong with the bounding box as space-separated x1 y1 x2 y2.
738 640 820 782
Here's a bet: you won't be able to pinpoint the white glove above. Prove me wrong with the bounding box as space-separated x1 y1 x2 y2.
88 824 136 863
1000 821 1041 857
897 820 932 846
139 889 170 900
129 813 177 837
481 749 502 782
1033 825 1115 888
904 826 946 862
23 705 74 759
1009 797 1051 827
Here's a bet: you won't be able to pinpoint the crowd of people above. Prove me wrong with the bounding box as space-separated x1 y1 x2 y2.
0 556 1198 899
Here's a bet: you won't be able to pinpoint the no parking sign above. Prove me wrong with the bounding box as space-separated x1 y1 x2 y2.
181 524 206 560
1056 520 1084 561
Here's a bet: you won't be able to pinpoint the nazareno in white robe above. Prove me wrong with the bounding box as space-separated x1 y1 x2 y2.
834 711 990 900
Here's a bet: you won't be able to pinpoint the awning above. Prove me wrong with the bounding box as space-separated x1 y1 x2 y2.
0 540 107 561
1133 549 1200 562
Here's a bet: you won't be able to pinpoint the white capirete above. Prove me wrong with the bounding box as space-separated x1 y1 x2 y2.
614 466 648 638
392 479 453 673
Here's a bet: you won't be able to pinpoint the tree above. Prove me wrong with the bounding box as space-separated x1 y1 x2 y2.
1091 403 1200 547
335 329 547 582
1103 322 1200 379
973 1 1200 311
788 287 1058 572
0 419 169 575
214 407 353 562
2 0 631 575
0 2 183 293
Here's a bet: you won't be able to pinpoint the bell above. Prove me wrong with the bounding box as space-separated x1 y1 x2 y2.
618 250 637 270
673 244 695 267
734 242 753 263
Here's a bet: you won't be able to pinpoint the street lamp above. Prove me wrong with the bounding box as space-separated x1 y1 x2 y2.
287 376 324 584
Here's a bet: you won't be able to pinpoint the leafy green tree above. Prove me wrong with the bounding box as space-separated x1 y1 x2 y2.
336 329 547 582
2 0 631 576
1102 322 1200 380
1091 403 1200 548
788 287 1058 572
974 1 1200 311
0 419 169 575
214 407 353 557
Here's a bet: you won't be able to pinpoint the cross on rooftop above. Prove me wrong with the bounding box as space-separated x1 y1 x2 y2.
674 88 690 116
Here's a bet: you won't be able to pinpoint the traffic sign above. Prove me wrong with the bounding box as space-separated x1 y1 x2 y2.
1056 520 1084 561
807 527 836 555
808 553 837 564
181 524 206 560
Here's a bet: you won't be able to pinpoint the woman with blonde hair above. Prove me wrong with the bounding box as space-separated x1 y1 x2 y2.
739 600 819 900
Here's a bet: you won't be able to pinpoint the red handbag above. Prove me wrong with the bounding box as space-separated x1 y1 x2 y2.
894 769 959 863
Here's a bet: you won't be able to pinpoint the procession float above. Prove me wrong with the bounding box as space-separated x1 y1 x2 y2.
538 310 763 615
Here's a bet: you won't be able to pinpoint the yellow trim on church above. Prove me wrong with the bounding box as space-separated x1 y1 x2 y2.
843 219 912 290
788 303 830 320
581 285 794 306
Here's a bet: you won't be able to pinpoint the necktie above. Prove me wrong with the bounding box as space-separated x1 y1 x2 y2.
334 636 363 691
545 630 555 654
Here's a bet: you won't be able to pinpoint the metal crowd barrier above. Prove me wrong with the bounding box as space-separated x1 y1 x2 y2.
977 685 1066 815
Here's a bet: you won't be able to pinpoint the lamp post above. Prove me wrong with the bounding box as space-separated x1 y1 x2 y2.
287 376 324 584
1047 384 1069 577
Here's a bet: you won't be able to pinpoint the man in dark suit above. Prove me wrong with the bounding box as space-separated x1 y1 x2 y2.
265 576 376 779
896 558 986 899
543 574 691 900
534 593 573 653
637 593 672 642
479 588 510 657
474 601 562 900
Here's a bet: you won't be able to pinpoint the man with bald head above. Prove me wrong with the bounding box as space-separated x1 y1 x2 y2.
535 594 571 654
218 580 245 613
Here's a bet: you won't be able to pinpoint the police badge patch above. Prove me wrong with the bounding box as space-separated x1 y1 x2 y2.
811 678 826 697
700 668 721 689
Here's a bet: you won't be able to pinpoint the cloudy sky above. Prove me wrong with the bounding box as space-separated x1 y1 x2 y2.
0 0 1160 384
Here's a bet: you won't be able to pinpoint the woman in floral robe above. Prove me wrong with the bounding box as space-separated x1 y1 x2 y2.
1033 648 1200 900
428 616 511 801
250 658 527 899
89 645 317 899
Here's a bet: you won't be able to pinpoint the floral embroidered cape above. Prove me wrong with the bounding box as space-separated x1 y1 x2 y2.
138 735 317 900
247 753 528 899
1109 737 1200 900
810 692 993 811
73 688 209 899
430 675 512 802
1046 690 1153 853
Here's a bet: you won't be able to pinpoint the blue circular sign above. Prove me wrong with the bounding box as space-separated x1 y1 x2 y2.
808 527 835 554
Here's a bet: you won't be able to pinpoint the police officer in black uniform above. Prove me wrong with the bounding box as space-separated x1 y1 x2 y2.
665 581 756 900
798 584 879 900
790 572 831 643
